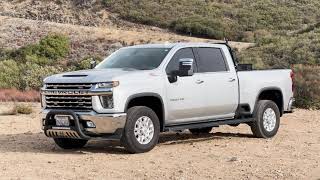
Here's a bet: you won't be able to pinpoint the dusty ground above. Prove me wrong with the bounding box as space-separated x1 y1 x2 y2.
0 103 319 180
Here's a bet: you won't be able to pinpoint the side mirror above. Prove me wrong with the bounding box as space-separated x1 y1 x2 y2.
177 58 194 76
168 58 194 83
90 59 97 69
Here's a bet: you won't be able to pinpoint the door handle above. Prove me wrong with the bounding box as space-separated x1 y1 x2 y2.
196 80 204 84
228 78 236 82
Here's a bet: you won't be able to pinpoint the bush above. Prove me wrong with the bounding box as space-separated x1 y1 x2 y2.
38 34 70 61
6 34 70 66
0 60 21 89
293 65 320 109
21 63 63 90
170 16 225 39
0 34 69 90
16 104 33 114
75 56 103 70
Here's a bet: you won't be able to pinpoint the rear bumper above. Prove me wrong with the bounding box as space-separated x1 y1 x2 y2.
41 109 126 140
284 97 295 113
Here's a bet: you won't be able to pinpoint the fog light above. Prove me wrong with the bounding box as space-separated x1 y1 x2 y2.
86 121 96 128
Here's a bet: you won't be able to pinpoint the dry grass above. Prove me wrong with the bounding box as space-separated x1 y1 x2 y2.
0 102 34 115
0 89 40 102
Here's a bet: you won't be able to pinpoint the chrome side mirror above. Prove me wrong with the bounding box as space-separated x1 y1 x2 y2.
178 58 194 76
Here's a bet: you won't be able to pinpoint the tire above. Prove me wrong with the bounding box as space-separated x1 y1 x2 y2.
189 127 213 135
250 100 280 138
53 138 88 149
121 106 160 153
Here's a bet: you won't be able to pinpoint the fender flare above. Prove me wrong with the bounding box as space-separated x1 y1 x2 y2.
125 92 166 131
253 87 284 115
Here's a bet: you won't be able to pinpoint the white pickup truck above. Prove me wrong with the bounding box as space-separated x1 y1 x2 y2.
40 43 295 153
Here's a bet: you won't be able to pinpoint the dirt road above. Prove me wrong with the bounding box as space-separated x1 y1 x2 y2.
0 104 319 179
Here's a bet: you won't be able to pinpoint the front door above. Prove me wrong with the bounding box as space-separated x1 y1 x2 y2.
165 48 205 124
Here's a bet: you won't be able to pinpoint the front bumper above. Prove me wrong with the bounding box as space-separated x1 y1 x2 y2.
41 109 126 140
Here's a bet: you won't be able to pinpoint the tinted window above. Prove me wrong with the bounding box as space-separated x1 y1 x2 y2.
196 48 227 72
166 48 196 74
96 48 171 70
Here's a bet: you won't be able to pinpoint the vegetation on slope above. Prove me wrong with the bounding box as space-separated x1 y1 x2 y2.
103 0 320 41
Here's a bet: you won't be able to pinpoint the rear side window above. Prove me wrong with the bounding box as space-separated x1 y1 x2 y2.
166 48 197 74
196 48 228 73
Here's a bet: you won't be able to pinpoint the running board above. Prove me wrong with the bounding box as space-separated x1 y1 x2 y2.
164 118 254 131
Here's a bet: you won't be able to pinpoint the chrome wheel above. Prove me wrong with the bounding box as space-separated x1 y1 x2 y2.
134 116 154 145
263 108 276 132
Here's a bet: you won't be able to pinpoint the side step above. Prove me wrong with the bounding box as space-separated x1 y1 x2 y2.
164 118 254 131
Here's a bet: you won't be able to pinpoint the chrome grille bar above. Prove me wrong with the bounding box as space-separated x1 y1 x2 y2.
46 83 93 89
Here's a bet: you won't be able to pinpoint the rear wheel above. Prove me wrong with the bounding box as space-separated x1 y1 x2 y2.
189 127 213 135
250 100 280 138
53 138 88 149
121 106 160 153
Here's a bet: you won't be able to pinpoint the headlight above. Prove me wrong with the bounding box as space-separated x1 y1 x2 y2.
97 81 119 88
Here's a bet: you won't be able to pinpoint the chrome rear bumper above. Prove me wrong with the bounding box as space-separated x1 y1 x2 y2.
41 110 126 138
285 97 295 113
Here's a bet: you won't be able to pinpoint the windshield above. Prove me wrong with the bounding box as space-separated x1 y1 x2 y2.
96 48 171 70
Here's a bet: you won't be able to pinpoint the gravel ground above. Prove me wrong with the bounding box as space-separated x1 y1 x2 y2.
0 104 319 180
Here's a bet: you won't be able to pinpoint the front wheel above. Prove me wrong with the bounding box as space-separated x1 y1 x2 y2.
121 106 160 153
53 138 88 149
250 100 280 138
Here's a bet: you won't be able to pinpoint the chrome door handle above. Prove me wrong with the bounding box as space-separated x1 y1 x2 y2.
228 78 236 82
196 80 204 84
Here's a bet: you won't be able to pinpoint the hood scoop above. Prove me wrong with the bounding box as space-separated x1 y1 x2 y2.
63 74 88 77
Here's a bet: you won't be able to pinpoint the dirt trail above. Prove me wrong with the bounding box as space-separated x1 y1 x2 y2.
0 104 319 179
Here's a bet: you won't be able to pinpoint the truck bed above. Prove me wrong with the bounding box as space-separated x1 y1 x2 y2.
238 69 293 113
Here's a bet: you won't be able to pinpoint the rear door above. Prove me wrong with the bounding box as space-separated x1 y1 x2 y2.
194 47 238 119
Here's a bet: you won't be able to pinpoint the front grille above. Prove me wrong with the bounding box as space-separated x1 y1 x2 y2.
45 95 92 110
46 83 93 90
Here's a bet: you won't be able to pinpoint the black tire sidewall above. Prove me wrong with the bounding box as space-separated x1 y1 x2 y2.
256 101 280 138
122 106 160 153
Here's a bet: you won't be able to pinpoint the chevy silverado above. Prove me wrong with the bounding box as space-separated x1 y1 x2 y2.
41 43 295 153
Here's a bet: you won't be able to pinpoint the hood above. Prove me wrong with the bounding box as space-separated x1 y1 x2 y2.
44 68 138 84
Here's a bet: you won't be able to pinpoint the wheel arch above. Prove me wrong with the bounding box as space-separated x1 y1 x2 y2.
254 87 284 116
125 93 165 132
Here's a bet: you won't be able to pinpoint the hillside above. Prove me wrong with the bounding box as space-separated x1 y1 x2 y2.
0 0 319 109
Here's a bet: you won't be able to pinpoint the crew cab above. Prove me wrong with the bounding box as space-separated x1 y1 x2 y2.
40 43 295 153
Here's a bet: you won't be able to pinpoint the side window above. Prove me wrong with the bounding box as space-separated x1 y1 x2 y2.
196 48 228 73
166 48 197 74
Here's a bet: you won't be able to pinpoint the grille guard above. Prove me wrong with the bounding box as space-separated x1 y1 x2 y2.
44 110 91 140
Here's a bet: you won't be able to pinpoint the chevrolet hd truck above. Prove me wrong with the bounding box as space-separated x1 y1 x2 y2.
40 43 295 153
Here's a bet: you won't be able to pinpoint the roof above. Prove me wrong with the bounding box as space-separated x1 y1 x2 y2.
125 42 227 49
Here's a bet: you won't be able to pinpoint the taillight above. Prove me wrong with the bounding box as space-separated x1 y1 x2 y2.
290 71 294 93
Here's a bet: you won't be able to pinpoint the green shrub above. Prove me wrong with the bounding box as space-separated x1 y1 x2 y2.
74 56 103 70
0 60 21 89
170 16 225 39
38 34 70 61
103 0 320 41
0 34 69 90
21 63 63 90
6 34 69 66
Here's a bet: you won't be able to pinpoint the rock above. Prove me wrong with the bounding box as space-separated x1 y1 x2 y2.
228 157 238 162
